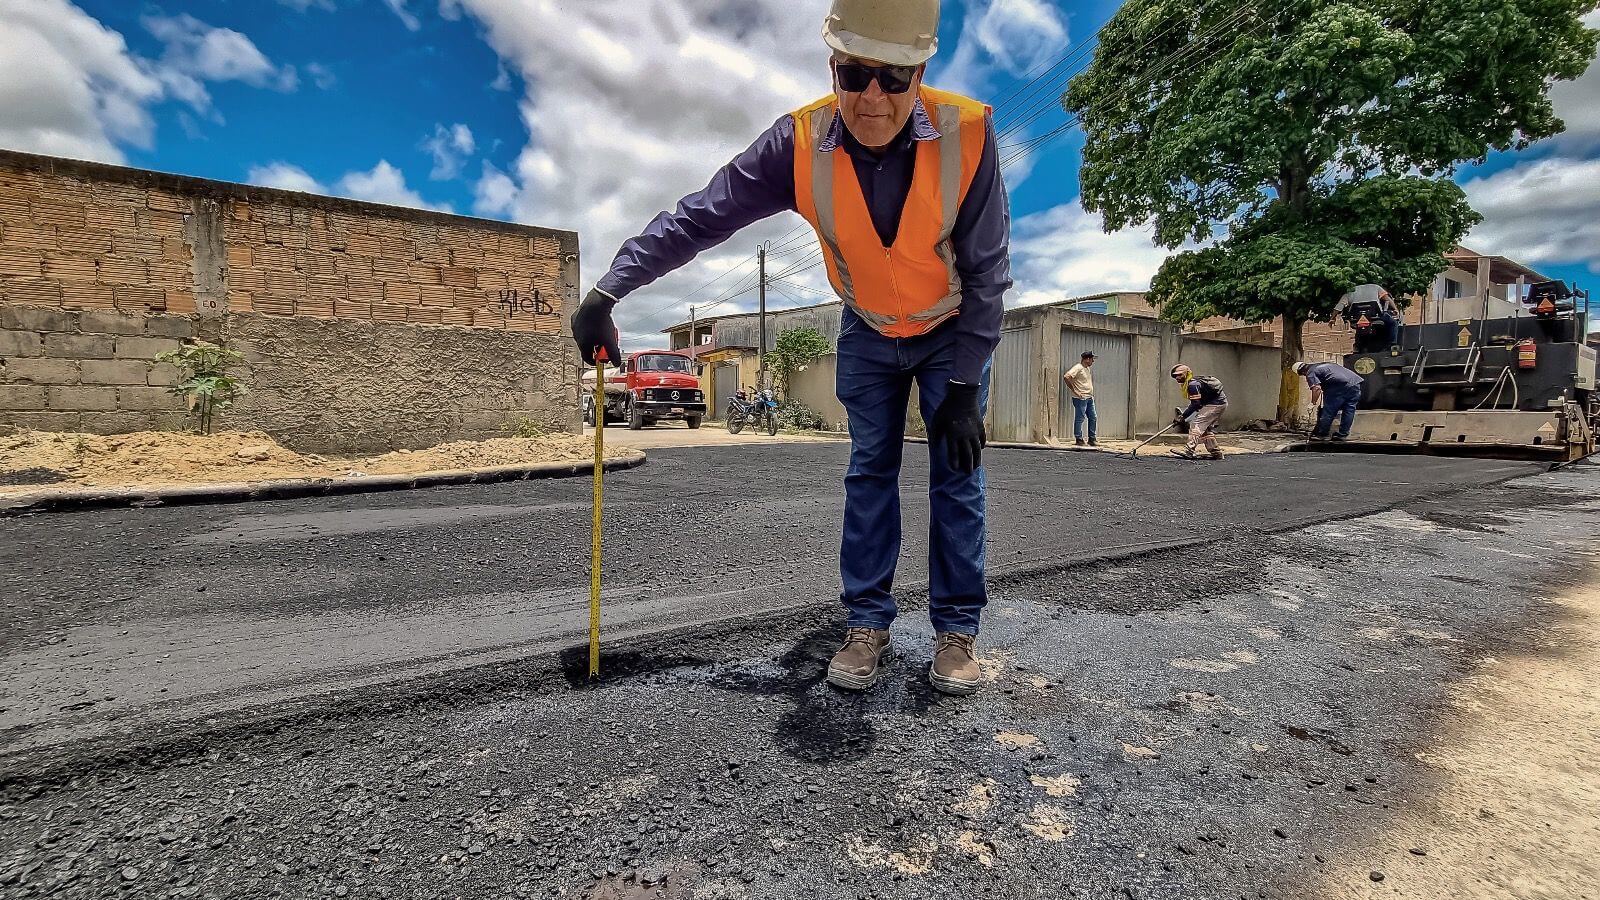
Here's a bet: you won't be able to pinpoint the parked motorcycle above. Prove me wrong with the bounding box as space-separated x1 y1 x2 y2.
726 388 779 436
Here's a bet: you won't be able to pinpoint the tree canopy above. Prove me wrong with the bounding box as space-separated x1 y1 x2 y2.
1064 0 1597 417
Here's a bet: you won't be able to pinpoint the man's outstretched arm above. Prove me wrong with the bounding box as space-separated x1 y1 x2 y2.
598 118 798 300
572 117 798 364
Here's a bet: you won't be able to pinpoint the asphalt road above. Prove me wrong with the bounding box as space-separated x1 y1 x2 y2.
0 444 1541 764
1 451 1595 899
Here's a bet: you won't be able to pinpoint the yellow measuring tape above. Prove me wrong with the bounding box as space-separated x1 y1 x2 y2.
588 356 605 679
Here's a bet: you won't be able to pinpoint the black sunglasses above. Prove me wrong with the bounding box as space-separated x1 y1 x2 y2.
834 61 917 95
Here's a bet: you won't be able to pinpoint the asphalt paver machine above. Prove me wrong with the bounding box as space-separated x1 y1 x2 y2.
1334 280 1598 460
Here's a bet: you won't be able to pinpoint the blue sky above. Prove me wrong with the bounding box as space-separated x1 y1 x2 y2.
2 0 1596 343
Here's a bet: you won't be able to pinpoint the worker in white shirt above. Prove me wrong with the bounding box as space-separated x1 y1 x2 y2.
1063 350 1096 446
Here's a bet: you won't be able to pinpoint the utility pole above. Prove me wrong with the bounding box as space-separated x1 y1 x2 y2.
688 304 696 349
757 242 768 391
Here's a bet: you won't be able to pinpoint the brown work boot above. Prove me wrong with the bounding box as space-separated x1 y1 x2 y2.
930 632 981 695
826 627 891 691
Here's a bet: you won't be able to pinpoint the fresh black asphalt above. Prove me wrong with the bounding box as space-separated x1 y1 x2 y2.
0 443 1583 899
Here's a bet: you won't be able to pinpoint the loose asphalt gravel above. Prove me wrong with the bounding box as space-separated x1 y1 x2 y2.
1 444 1591 899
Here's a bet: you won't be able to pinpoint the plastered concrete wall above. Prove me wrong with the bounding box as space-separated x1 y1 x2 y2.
787 354 849 431
222 313 579 453
0 149 582 450
1170 336 1284 427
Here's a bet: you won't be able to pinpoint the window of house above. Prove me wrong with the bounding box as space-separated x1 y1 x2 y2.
1444 279 1464 299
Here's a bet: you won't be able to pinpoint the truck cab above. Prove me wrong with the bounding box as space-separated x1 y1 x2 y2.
582 350 708 430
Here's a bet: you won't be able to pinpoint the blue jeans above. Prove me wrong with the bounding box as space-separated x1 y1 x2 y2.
1315 385 1361 440
1378 311 1401 346
1072 396 1097 441
835 308 991 636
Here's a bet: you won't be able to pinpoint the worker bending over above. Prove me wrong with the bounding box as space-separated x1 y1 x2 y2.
1294 361 1364 442
569 0 1011 696
1169 364 1228 460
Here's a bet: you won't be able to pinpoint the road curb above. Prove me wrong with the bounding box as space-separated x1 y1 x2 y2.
0 449 647 516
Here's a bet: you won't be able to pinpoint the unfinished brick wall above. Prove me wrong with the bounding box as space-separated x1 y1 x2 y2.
0 150 582 450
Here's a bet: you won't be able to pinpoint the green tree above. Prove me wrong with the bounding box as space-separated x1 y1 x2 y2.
1064 0 1597 419
766 326 834 402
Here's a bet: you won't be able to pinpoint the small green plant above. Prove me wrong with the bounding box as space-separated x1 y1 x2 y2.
776 400 823 431
154 340 246 435
502 416 548 438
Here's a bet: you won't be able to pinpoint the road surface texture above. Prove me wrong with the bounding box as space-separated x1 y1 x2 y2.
3 445 1596 899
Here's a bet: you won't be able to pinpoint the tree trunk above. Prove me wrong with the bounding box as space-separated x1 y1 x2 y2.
1277 315 1306 425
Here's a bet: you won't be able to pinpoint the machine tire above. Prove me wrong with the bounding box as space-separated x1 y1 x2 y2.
627 400 645 430
582 397 595 427
765 413 779 436
686 416 702 430
727 409 744 434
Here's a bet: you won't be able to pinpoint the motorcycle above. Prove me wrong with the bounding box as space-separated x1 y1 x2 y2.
726 388 779 436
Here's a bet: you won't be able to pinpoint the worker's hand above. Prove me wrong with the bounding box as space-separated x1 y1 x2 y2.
572 288 621 366
931 381 986 474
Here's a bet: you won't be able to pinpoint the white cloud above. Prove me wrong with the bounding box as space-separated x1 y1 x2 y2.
247 161 325 193
422 122 476 179
1008 200 1172 307
473 162 517 217
337 160 449 211
938 0 1070 97
1550 10 1600 152
1462 156 1600 274
247 159 450 213
306 62 337 90
0 0 164 162
144 13 298 112
383 0 421 31
448 0 837 344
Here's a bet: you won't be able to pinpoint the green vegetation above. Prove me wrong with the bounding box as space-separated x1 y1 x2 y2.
154 341 247 435
1065 0 1597 418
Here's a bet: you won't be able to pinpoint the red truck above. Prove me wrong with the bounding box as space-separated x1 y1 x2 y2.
582 349 708 430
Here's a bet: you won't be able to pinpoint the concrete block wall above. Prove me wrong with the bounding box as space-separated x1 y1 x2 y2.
0 305 194 435
0 149 582 450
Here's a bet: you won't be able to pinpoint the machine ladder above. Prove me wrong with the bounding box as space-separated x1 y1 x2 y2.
1411 345 1483 386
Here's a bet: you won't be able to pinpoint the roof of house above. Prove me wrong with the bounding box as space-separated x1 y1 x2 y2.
1447 246 1550 285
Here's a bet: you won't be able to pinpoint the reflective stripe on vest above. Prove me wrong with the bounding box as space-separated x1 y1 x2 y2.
792 86 988 339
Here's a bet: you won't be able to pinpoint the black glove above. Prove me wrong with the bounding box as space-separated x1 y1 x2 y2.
930 381 986 474
571 288 621 366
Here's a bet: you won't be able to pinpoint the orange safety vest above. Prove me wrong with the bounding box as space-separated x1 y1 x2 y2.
792 86 989 338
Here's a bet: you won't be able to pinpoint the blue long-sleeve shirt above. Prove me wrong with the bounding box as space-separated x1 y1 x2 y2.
595 98 1012 385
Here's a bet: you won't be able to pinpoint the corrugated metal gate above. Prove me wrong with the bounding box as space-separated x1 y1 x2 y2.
714 363 739 418
988 327 1037 442
1058 329 1132 439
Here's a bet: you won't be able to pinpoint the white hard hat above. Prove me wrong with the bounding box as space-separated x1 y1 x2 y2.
1292 362 1311 375
823 0 941 66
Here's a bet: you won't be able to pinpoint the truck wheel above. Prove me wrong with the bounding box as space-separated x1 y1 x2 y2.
686 416 702 430
583 397 596 427
627 400 645 430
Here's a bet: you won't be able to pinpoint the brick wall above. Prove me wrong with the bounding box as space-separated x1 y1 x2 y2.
0 149 582 449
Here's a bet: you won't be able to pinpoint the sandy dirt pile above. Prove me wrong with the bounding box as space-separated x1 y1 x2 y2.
0 429 621 493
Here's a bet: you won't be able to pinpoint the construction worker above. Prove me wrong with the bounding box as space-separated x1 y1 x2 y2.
570 0 1010 696
1294 360 1364 442
1064 350 1096 446
1168 364 1228 460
